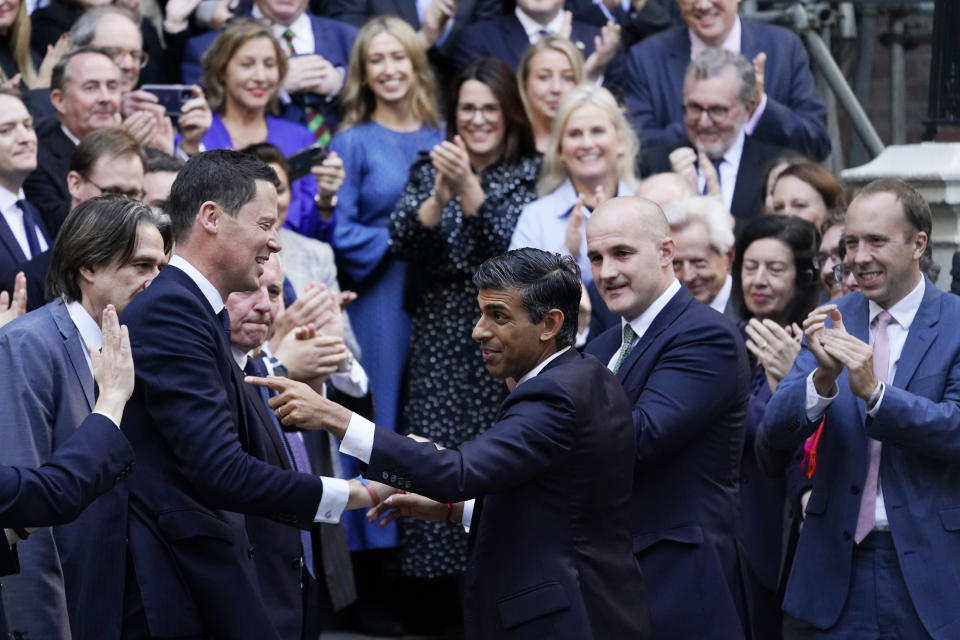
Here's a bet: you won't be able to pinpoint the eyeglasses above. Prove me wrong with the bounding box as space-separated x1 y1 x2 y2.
84 176 145 201
101 47 149 69
831 262 854 284
683 101 732 122
457 103 502 121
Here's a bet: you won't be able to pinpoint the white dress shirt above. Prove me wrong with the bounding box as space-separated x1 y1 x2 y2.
515 6 567 44
0 187 48 260
689 17 767 134
173 255 349 524
606 279 681 370
709 274 734 315
804 276 925 528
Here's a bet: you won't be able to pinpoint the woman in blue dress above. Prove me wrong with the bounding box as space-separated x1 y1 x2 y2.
199 18 341 242
321 16 443 553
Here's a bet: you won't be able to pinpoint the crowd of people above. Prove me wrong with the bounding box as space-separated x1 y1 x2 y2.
0 0 959 638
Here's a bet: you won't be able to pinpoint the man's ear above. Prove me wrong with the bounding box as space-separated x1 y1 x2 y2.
539 308 564 343
660 237 676 267
50 89 65 116
66 170 83 201
77 264 97 287
912 231 928 260
196 201 222 236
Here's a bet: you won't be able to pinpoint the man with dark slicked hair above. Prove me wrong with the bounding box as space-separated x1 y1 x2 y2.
116 149 381 639
249 247 652 640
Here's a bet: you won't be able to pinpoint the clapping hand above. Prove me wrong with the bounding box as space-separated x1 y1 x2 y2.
91 305 135 424
803 304 845 396
751 52 766 114
745 318 802 393
584 21 621 82
819 311 878 401
0 271 26 329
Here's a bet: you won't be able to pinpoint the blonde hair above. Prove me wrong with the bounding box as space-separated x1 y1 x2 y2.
537 84 639 197
201 19 288 115
3 1 37 87
516 35 584 122
337 16 438 132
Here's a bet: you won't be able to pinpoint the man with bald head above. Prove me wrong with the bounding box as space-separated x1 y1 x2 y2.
585 196 751 639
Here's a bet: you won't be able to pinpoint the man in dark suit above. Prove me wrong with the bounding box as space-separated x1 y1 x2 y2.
0 305 136 640
0 197 168 640
116 150 377 639
182 0 357 137
641 48 786 221
226 253 359 639
662 195 739 320
0 89 50 281
251 248 651 640
566 0 679 47
23 48 123 236
451 0 623 86
760 179 960 639
625 1 829 161
584 196 751 639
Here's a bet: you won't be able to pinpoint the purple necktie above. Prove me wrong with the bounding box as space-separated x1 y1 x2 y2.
854 310 893 543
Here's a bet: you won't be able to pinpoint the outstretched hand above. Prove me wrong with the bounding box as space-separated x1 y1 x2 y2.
244 375 353 437
91 305 135 424
366 491 461 527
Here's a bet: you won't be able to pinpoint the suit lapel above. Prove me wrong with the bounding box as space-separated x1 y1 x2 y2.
395 0 419 28
730 137 761 218
0 215 27 267
49 298 95 410
503 15 531 68
617 287 691 380
242 377 292 470
666 30 691 120
892 280 939 389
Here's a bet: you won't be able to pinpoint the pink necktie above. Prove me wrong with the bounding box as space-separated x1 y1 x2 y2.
854 310 893 543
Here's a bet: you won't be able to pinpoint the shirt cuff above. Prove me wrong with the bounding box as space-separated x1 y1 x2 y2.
461 498 475 533
93 410 121 429
314 477 349 523
339 412 375 464
4 528 18 547
744 92 768 134
328 359 370 398
805 369 837 422
866 382 885 417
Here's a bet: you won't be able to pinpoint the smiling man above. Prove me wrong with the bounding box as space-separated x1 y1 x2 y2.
250 247 651 640
584 196 751 639
760 179 960 639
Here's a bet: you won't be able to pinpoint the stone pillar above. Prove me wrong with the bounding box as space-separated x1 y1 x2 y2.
840 142 960 291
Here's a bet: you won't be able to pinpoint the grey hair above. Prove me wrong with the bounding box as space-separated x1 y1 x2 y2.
662 196 736 255
69 5 139 47
685 47 756 107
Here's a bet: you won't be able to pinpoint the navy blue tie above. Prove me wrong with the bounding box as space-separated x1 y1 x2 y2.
216 309 231 336
245 356 316 578
17 200 44 259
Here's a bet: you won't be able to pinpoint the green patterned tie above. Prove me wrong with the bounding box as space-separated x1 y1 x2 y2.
282 29 331 147
612 324 636 374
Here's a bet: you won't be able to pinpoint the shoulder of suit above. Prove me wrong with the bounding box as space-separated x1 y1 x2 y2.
310 12 359 37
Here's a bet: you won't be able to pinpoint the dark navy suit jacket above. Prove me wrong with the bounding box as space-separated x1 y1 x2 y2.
0 414 134 639
23 117 75 236
365 347 651 639
760 281 960 638
624 19 830 161
585 286 751 639
116 264 329 638
182 12 356 131
0 198 49 281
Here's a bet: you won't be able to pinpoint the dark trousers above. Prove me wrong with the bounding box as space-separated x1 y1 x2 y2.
782 532 932 639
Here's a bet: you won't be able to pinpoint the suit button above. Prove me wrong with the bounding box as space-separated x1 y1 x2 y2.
851 485 860 495
248 546 256 558
381 472 388 480
292 556 302 569
842 531 851 541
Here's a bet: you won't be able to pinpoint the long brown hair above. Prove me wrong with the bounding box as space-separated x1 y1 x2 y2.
201 19 288 116
337 16 438 132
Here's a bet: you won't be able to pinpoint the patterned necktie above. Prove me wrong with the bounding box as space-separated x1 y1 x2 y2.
245 356 316 577
281 29 331 147
17 200 43 259
854 310 894 543
612 323 637 374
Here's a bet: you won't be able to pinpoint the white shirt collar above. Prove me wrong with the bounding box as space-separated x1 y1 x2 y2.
168 254 225 314
65 299 102 375
232 347 249 369
690 15 742 60
515 6 566 43
516 346 572 386
721 127 746 168
709 273 733 314
0 185 22 212
253 4 312 44
623 278 682 341
60 124 80 146
868 275 925 331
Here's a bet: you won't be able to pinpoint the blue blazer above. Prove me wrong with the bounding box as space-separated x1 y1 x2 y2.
760 281 960 638
0 414 134 640
585 286 752 639
117 264 328 638
624 19 830 161
0 199 49 280
0 297 129 640
182 13 357 131
365 348 651 640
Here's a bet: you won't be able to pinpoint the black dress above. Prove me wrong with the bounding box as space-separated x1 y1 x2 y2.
388 153 541 577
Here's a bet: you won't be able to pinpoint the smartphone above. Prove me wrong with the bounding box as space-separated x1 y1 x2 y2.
140 84 194 116
286 145 328 182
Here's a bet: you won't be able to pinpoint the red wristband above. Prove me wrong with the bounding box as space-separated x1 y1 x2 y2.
364 483 380 506
445 502 453 522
